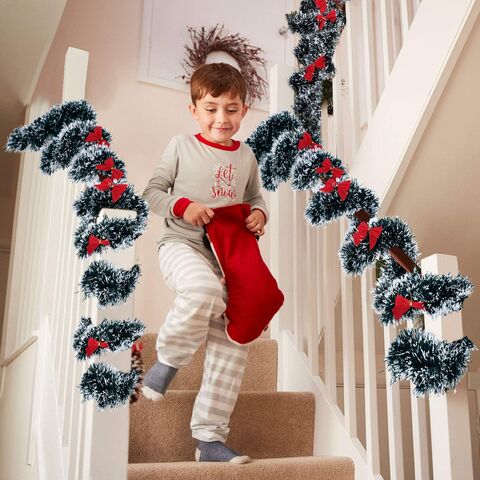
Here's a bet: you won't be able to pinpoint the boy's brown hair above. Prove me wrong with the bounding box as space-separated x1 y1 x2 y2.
190 63 247 106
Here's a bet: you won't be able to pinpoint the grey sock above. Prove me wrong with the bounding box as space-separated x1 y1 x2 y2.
143 360 178 395
196 440 251 463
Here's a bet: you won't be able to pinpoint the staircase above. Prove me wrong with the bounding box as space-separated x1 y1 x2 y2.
128 334 355 479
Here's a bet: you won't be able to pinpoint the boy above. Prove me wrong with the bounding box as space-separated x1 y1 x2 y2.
141 62 269 464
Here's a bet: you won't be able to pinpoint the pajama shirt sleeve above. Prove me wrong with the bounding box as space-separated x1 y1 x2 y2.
243 153 269 224
142 136 184 219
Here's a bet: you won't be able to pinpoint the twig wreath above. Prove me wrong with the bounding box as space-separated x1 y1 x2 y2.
178 23 269 106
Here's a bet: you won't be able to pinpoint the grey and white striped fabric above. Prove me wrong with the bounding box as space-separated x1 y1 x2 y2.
156 241 250 442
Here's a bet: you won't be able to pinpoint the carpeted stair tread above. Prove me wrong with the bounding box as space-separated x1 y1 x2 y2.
139 334 277 391
127 455 355 480
129 391 315 463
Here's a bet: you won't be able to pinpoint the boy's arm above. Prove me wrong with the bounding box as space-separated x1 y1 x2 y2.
142 136 189 219
243 154 269 224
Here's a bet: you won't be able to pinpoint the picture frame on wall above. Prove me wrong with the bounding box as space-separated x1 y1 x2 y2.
138 0 296 112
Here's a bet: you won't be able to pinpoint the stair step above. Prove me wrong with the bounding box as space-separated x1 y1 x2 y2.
129 391 315 463
139 334 278 392
128 456 355 480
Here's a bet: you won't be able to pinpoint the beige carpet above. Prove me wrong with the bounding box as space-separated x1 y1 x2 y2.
128 334 354 479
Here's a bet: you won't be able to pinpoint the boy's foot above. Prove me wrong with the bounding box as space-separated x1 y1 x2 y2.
141 359 178 401
195 440 251 464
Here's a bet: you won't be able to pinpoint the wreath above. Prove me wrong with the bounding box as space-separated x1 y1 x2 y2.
179 23 268 106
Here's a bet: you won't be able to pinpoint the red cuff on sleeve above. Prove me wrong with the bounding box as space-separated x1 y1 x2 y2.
173 197 193 217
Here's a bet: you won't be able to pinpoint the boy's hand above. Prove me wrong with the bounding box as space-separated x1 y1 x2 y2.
245 209 266 236
183 202 215 226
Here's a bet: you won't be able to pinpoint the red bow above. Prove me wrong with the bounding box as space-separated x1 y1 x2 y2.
87 234 110 255
392 295 425 320
352 222 383 250
96 157 124 180
132 342 143 354
94 177 128 203
315 0 327 13
85 337 109 357
320 177 351 201
317 9 337 29
304 55 326 82
85 126 110 147
315 158 344 179
298 132 322 150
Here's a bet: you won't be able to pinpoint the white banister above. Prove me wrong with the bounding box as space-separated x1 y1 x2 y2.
421 254 474 479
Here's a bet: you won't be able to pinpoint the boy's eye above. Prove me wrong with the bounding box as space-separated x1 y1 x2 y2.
205 109 238 113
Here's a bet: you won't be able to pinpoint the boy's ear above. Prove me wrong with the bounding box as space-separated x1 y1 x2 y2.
242 104 249 116
188 103 198 118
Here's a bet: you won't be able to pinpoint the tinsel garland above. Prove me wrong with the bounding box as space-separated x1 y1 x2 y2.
386 328 476 397
69 145 127 183
339 216 420 276
80 261 141 308
6 99 148 409
79 363 140 410
72 316 145 361
246 0 476 396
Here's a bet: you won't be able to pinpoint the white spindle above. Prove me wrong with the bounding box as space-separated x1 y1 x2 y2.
361 267 381 475
23 168 42 341
268 64 295 339
407 314 431 480
362 0 378 119
379 0 395 80
345 0 361 152
31 174 49 339
306 190 319 375
293 190 306 352
421 254 474 479
15 156 36 347
52 172 71 365
340 217 357 436
323 223 338 403
384 323 405 480
399 0 414 45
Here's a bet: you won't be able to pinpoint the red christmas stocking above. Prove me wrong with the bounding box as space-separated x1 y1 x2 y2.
204 203 284 345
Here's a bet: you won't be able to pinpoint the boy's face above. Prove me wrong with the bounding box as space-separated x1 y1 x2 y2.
188 92 248 146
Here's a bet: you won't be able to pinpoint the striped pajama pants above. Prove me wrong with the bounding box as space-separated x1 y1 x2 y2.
156 241 250 443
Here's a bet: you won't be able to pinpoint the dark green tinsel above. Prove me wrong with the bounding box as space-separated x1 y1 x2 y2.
79 362 140 410
69 146 127 183
73 185 148 224
260 130 303 191
245 111 301 163
291 148 346 191
373 271 474 326
339 216 420 276
386 328 477 397
40 121 112 175
74 214 147 259
73 316 145 361
290 80 324 141
305 179 380 226
80 260 141 308
5 99 95 152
